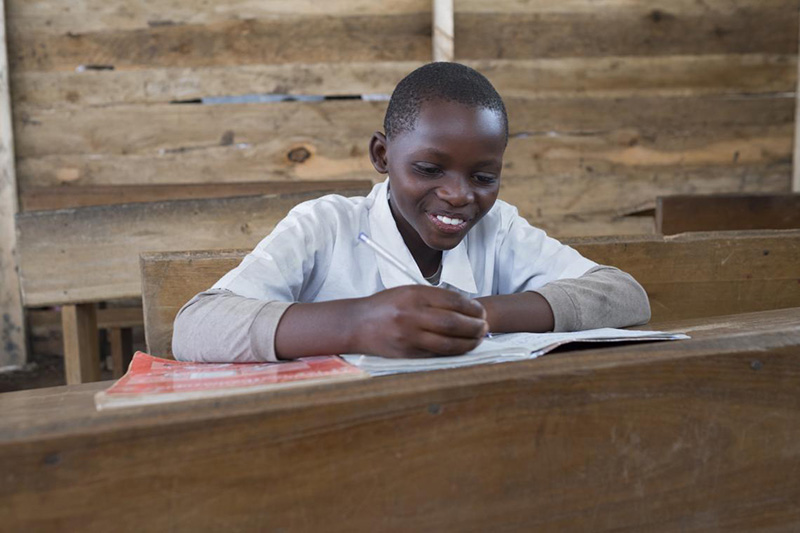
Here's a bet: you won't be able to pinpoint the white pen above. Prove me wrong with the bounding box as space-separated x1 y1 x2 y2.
357 232 493 338
357 232 429 285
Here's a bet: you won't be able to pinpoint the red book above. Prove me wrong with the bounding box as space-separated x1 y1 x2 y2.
94 352 369 410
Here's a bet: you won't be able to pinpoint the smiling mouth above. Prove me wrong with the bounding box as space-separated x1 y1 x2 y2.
436 214 464 226
428 213 470 234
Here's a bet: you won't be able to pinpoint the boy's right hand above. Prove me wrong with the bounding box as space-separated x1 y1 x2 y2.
353 286 489 358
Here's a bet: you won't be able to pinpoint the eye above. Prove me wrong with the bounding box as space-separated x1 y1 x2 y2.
413 163 443 177
473 173 497 184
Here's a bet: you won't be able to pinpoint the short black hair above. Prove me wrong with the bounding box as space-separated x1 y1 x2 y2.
383 62 508 143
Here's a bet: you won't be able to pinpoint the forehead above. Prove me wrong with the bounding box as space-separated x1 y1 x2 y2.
392 100 506 156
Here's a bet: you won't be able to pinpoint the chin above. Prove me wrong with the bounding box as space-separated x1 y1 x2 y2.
424 234 465 251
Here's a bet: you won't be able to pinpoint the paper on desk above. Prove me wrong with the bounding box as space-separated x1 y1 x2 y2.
341 328 690 376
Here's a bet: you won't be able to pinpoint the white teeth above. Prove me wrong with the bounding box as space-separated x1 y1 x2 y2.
436 215 464 226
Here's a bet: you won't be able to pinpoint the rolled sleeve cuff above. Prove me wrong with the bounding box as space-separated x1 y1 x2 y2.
535 284 580 332
250 301 295 362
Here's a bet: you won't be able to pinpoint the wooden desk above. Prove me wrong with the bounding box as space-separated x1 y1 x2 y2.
2 308 799 532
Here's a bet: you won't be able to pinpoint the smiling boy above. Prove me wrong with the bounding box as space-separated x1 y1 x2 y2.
173 63 650 362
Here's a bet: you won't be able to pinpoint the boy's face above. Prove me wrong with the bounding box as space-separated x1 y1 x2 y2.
370 99 506 258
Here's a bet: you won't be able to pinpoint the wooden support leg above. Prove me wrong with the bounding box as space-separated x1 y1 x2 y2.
108 327 133 378
61 303 100 384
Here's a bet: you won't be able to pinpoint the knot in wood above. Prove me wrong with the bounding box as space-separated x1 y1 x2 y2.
288 147 311 163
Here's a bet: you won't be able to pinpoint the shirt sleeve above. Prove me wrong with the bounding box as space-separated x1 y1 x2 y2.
493 204 598 295
535 265 652 332
171 197 348 362
172 289 293 362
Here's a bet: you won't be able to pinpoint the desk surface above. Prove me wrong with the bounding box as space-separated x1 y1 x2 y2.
3 307 800 532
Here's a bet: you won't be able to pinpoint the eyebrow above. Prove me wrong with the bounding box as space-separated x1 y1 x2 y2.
414 148 501 168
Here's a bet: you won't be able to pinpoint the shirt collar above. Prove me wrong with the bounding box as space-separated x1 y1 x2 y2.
367 178 478 295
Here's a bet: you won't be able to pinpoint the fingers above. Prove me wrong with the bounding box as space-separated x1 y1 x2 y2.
428 288 486 319
420 307 488 340
407 330 485 358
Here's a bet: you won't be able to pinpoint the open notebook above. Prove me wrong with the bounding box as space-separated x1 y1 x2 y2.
342 328 690 376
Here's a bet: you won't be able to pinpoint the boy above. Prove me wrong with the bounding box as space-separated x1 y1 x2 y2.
173 63 650 362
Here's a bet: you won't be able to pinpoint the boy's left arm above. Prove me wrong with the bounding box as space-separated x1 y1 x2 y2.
477 266 651 333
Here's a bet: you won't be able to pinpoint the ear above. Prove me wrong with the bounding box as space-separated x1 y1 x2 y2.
369 131 388 174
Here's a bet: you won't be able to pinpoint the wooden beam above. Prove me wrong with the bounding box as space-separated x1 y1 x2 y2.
0 0 25 370
108 327 132 379
454 0 797 60
655 193 800 234
432 0 453 61
61 303 100 384
19 179 373 211
794 15 800 192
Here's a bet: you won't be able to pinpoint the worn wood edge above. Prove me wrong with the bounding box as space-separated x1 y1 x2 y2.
19 179 374 211
15 187 364 221
0 0 26 369
1 316 798 444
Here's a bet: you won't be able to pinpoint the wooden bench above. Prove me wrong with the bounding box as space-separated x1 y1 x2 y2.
2 307 799 530
624 193 800 235
15 181 372 383
140 229 800 358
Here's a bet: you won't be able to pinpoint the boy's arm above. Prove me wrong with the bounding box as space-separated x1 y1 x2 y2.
477 266 651 333
173 286 489 362
172 289 293 362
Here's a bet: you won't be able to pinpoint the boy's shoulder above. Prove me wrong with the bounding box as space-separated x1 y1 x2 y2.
288 182 382 219
481 197 526 229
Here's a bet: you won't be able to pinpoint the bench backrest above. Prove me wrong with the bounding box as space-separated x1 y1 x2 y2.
656 193 800 234
16 184 372 307
141 229 800 357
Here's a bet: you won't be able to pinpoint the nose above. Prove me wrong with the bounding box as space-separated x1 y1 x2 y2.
436 175 474 206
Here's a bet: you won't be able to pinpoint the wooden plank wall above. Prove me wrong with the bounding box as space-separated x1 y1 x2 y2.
0 0 25 369
5 0 797 237
457 0 799 236
6 0 428 195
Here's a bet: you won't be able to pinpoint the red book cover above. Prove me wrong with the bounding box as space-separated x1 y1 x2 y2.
94 352 369 410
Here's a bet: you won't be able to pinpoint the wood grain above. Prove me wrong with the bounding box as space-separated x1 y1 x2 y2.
1 308 799 531
655 193 800 234
7 12 431 72
19 179 373 210
11 62 417 107
16 187 372 307
6 0 429 35
455 0 798 59
61 303 100 384
11 94 794 235
0 0 25 369
9 55 794 108
139 230 800 357
140 250 248 357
